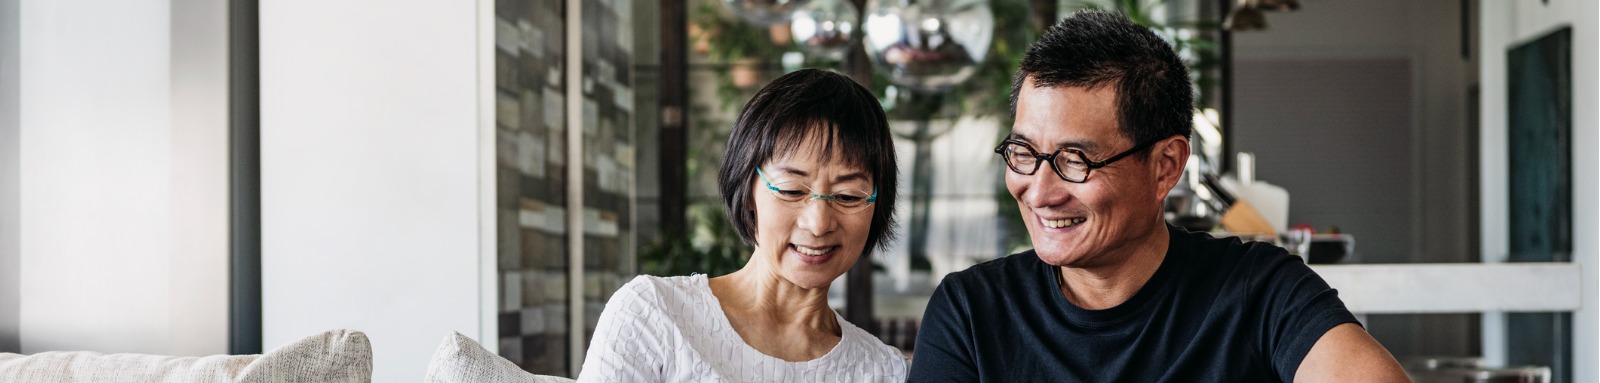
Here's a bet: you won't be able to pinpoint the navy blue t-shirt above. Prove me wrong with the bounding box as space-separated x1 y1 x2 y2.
908 225 1357 382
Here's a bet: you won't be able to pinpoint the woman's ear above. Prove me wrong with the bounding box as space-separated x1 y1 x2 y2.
748 177 761 212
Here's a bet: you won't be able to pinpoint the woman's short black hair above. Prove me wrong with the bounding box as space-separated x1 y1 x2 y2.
1008 10 1194 144
717 68 899 255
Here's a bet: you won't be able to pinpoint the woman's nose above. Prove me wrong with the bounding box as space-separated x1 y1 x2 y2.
795 197 838 236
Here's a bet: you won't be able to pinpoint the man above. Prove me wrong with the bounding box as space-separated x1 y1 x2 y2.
908 11 1410 382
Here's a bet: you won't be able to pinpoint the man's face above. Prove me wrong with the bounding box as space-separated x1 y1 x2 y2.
1006 78 1169 268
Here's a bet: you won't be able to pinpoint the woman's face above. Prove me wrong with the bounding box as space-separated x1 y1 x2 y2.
749 140 877 290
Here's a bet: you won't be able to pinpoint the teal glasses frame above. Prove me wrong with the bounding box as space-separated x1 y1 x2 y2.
755 167 878 212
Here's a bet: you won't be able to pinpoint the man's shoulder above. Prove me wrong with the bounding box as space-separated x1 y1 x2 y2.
1171 226 1296 266
1169 226 1328 299
935 250 1050 297
950 250 1045 278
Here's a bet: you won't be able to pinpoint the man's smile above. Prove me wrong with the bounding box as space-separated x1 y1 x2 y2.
1040 216 1087 229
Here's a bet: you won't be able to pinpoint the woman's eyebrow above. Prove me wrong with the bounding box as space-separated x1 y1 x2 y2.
834 172 869 183
772 165 809 177
775 165 869 184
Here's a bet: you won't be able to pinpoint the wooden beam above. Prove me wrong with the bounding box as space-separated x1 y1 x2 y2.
659 0 688 234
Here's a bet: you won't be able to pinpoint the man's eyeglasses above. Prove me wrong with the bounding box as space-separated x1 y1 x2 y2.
756 167 877 214
993 136 1169 183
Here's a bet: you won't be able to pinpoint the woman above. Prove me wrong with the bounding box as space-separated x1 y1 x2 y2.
579 69 904 382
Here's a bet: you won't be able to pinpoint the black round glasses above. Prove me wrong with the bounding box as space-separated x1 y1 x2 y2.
992 136 1171 183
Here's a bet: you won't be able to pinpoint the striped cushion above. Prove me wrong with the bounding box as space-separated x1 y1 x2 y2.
424 332 573 383
0 329 372 383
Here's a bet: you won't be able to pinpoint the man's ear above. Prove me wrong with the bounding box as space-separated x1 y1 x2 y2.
1152 136 1191 202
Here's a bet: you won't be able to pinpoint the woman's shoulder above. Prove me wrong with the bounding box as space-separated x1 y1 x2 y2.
583 275 718 381
617 273 708 298
607 274 717 317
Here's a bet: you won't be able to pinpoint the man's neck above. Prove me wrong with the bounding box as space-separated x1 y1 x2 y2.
1057 224 1171 310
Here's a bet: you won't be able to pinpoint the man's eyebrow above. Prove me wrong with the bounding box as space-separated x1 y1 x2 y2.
1005 132 1101 152
1057 139 1100 153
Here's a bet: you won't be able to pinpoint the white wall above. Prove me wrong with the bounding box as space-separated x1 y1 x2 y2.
1479 0 1599 381
259 1 484 381
15 0 229 355
0 0 20 355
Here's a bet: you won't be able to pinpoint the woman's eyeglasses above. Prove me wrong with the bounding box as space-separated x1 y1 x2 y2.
756 167 877 214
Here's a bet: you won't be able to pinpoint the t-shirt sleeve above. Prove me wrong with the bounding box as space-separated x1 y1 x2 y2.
1251 246 1360 382
908 273 980 382
577 277 669 383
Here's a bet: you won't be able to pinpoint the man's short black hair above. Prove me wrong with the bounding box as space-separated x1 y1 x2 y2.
717 68 899 255
1009 10 1194 145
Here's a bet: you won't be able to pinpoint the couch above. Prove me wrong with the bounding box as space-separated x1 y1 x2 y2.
0 330 573 383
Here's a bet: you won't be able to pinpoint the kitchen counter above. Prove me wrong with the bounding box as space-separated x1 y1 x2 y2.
1310 263 1581 314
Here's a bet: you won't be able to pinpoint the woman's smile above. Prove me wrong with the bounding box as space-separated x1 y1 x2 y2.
789 243 837 264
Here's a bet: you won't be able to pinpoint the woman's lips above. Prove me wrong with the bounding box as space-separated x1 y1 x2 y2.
790 244 836 264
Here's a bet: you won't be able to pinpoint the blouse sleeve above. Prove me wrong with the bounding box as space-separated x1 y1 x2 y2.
577 277 672 383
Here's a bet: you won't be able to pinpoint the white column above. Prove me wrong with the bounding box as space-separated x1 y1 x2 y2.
565 0 586 375
475 0 500 354
1479 1 1599 380
1477 0 1511 368
167 0 230 357
259 1 482 381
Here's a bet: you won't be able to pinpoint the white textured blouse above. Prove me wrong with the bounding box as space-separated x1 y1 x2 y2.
577 275 908 383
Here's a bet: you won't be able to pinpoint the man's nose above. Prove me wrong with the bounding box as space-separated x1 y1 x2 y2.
1019 167 1072 208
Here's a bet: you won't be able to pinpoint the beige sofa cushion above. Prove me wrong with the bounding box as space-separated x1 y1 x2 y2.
424 332 572 383
0 329 372 383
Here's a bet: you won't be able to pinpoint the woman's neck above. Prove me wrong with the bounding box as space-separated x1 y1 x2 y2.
707 265 843 362
713 267 839 333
